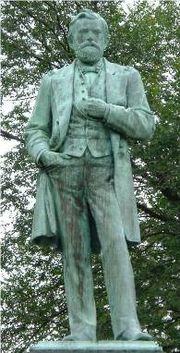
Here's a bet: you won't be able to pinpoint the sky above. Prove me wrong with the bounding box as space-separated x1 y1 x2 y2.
0 139 19 155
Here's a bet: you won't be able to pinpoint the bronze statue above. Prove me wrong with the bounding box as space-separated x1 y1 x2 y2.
25 10 155 342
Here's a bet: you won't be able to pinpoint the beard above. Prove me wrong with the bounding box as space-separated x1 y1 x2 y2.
74 42 104 64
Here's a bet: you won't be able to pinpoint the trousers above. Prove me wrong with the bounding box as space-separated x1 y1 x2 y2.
48 149 140 339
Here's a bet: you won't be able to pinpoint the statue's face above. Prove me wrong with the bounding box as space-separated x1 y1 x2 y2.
72 18 106 64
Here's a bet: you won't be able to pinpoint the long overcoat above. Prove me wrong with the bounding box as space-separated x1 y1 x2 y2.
25 59 155 253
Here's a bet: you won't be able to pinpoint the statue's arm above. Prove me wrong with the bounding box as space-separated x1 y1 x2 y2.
105 68 155 140
24 73 52 163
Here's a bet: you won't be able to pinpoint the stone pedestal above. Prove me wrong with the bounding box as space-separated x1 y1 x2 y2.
30 340 163 353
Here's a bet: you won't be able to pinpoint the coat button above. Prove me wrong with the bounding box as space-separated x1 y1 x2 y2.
56 120 59 125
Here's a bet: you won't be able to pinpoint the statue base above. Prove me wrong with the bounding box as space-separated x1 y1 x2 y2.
30 340 163 353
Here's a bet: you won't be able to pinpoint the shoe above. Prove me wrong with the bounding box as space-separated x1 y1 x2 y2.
117 331 153 341
63 334 96 342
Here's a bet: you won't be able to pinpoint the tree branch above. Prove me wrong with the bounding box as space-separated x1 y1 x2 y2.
137 202 174 222
0 128 23 142
160 187 180 203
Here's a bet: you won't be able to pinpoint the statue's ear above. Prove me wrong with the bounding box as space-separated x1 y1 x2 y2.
67 32 75 50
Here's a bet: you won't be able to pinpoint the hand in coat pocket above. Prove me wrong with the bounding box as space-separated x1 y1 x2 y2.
40 151 65 168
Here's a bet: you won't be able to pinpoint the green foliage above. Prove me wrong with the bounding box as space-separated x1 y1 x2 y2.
1 1 179 352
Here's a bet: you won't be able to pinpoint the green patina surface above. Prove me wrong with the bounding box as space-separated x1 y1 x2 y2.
25 9 156 344
30 340 162 353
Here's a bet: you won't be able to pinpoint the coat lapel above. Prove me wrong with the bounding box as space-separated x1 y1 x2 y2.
105 59 128 106
105 59 121 155
52 62 75 143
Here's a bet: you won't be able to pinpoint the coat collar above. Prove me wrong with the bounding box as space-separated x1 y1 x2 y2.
52 58 122 104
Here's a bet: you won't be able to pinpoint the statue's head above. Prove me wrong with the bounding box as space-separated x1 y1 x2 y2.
68 9 109 64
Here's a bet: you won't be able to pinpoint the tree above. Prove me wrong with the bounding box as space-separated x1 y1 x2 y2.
1 1 179 352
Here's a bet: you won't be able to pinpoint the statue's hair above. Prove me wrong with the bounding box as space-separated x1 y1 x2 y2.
68 9 109 48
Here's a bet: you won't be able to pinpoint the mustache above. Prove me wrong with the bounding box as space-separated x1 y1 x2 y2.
80 42 100 50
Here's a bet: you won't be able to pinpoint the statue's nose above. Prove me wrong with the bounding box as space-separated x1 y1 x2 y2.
86 31 94 41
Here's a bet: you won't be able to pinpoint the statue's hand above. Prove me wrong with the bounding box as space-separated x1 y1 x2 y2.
74 100 89 119
85 98 107 119
40 151 62 168
75 98 107 120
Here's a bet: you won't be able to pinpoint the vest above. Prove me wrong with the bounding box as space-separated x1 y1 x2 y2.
60 62 112 157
